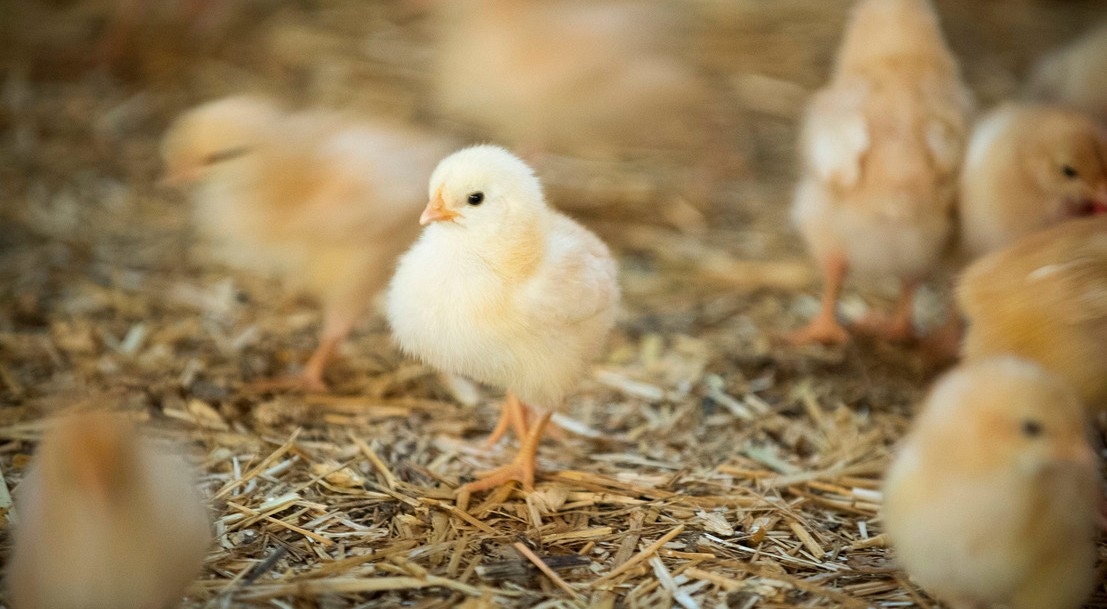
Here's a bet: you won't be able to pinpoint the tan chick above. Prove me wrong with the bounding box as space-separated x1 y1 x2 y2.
883 357 1099 609
788 0 971 345
429 0 721 159
7 412 212 609
162 96 454 391
958 215 1107 414
1026 23 1107 125
387 145 619 497
959 103 1107 260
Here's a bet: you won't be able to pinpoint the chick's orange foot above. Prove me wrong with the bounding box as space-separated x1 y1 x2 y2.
783 316 850 346
458 411 552 497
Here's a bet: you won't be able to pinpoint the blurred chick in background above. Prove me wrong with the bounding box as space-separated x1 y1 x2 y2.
958 216 1107 415
788 0 971 345
959 103 1107 260
428 0 731 167
883 357 1099 609
8 412 212 609
1026 23 1107 125
162 95 454 391
387 145 619 498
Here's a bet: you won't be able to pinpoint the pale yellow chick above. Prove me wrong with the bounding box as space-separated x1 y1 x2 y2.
162 96 454 391
387 145 619 497
789 0 971 345
959 103 1107 260
958 215 1107 414
429 0 719 158
7 412 212 609
883 357 1099 609
1027 23 1107 125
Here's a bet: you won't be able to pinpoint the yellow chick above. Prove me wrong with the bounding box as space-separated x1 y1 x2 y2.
7 412 212 609
429 0 719 158
883 357 1099 609
387 145 619 495
788 0 971 345
1026 23 1107 125
959 103 1107 260
958 215 1107 414
162 96 454 391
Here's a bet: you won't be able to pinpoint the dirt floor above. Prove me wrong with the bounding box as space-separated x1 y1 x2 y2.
1 0 1106 607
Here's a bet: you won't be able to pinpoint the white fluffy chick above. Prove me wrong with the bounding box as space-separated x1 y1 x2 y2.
883 357 1099 609
788 0 971 345
387 145 619 496
959 103 1107 260
162 96 454 391
429 0 720 158
7 412 212 609
1026 23 1107 125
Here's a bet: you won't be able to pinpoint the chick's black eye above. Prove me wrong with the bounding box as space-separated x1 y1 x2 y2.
1062 164 1079 179
467 192 484 205
1021 419 1043 438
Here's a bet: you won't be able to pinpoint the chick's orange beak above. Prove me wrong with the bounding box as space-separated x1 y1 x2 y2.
420 191 458 225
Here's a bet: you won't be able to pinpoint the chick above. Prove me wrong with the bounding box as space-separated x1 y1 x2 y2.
1026 23 1107 125
429 0 720 159
959 103 1107 260
788 0 971 345
7 412 212 609
162 96 454 391
883 357 1099 609
958 215 1107 413
387 145 619 496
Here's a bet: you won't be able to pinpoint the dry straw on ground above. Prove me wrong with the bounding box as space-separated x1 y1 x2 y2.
0 1 1105 607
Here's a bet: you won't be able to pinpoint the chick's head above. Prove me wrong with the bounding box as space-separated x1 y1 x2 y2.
924 357 1095 476
160 95 281 188
38 412 141 508
1023 112 1107 217
420 145 546 237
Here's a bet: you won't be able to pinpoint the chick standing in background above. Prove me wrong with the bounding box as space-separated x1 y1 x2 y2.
958 216 1107 414
883 357 1099 609
7 412 212 609
429 0 721 159
162 96 454 391
959 103 1107 260
1026 23 1107 125
788 0 971 345
387 145 619 496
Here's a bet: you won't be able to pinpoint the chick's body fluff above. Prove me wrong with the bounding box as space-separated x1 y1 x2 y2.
958 216 1107 413
789 0 971 344
8 413 212 609
883 358 1099 609
162 96 454 390
387 145 619 494
959 103 1107 260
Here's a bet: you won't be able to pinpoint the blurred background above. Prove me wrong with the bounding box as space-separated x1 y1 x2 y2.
0 2 1106 606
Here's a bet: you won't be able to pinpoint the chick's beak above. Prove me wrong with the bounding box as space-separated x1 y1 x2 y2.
1092 183 1107 215
158 167 197 189
420 191 459 226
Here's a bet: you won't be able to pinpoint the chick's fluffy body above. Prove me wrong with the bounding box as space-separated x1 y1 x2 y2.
793 0 970 279
959 103 1107 259
431 0 715 155
8 413 212 609
387 146 618 409
958 216 1107 413
883 358 1099 609
163 96 453 356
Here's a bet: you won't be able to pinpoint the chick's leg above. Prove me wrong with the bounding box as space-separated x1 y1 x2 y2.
483 392 530 448
785 253 849 345
459 410 552 496
854 278 918 342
